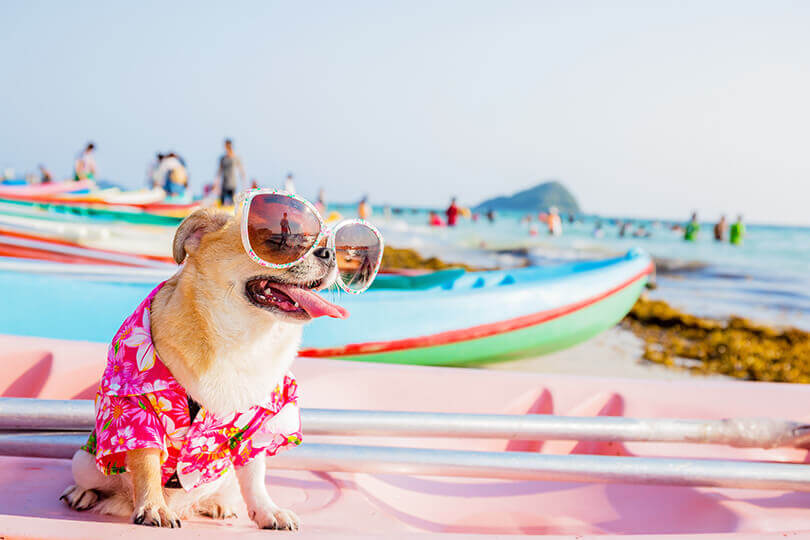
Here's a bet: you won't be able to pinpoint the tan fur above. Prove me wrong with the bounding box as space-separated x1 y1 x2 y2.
129 448 180 527
152 216 307 414
172 208 231 264
63 207 336 529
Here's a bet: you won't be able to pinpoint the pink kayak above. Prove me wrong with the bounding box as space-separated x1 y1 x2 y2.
0 180 96 197
2 333 810 539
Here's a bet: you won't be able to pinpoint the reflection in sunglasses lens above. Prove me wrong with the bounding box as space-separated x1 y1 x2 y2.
247 194 321 264
335 223 381 292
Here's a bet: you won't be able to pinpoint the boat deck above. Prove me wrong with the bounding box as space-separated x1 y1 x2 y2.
2 335 810 538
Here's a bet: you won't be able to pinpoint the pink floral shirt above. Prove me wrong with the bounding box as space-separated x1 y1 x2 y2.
82 282 302 491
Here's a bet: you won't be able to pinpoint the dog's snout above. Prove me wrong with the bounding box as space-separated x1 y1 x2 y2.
313 247 334 262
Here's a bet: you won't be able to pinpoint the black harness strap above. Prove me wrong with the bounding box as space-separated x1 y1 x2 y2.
163 395 203 489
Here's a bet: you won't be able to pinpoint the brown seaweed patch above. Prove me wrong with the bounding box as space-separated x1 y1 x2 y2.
381 246 483 272
622 296 810 383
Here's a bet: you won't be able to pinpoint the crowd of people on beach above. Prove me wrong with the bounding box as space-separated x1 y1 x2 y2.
148 152 189 199
415 196 748 248
11 139 341 212
603 213 746 245
4 142 98 186
679 212 745 245
6 143 750 244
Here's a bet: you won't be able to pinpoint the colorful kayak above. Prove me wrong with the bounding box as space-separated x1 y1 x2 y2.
0 228 175 267
371 268 467 289
1 333 810 538
0 180 96 196
0 213 174 259
301 250 652 364
46 187 168 206
0 196 185 225
0 250 652 365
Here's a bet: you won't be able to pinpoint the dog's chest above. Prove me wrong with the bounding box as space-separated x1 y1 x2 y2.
190 324 302 415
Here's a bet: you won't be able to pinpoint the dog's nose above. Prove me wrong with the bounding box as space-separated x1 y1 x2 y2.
313 247 334 262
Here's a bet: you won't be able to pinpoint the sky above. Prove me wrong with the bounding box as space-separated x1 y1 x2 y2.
2 1 809 225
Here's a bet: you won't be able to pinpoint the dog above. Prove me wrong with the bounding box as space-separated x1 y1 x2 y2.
60 207 348 530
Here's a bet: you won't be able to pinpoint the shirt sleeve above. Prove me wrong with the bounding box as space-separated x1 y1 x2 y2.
93 393 167 476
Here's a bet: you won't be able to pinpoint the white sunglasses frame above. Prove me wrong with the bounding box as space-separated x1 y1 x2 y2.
236 189 384 294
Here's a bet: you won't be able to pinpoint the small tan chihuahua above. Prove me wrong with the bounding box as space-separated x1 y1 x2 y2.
60 205 355 530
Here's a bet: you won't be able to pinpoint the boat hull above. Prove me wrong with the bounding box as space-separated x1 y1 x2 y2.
0 252 652 365
0 197 185 225
300 272 648 365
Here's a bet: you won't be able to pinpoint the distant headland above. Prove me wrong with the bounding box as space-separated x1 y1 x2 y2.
474 181 581 214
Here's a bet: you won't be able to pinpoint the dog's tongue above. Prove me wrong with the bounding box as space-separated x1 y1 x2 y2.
274 283 349 319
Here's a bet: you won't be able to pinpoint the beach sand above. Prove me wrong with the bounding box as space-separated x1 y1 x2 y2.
482 327 730 381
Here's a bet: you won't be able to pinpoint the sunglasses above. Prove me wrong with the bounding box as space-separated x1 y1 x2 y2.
236 189 384 294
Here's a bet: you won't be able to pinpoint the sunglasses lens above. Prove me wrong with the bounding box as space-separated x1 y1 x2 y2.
246 194 321 265
334 223 382 292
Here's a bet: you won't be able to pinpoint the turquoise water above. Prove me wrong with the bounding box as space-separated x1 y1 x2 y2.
2 199 806 334
339 205 810 329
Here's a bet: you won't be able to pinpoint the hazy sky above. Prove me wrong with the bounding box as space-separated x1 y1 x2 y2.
2 1 809 224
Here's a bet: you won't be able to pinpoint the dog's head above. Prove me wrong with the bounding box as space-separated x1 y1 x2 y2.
172 208 348 323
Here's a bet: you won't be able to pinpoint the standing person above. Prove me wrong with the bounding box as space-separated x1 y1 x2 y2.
38 164 53 184
684 212 700 242
156 152 188 197
73 142 96 181
215 138 246 206
714 215 727 242
279 212 291 248
730 215 745 246
547 206 562 236
446 197 459 227
147 153 165 188
486 209 496 223
358 196 371 220
284 173 296 194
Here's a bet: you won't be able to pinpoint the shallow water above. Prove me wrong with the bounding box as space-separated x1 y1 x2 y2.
336 205 810 330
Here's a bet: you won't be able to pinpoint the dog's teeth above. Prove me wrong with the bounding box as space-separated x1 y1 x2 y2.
294 301 299 307
264 288 274 296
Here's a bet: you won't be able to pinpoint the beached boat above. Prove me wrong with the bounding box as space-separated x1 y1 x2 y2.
0 250 652 365
1 332 810 538
0 179 96 196
0 228 175 267
301 250 653 364
0 213 174 259
47 187 168 206
0 184 199 225
0 196 186 225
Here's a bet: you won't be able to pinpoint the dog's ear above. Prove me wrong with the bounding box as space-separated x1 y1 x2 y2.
173 209 230 264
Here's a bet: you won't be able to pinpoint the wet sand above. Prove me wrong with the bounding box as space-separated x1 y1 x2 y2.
482 327 731 381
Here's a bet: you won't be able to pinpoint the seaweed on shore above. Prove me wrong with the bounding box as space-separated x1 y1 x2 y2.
381 246 482 272
382 248 810 384
622 296 810 383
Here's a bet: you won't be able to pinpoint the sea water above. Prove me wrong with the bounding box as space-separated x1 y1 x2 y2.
334 205 810 330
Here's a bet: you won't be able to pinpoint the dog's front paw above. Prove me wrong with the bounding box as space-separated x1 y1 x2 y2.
199 502 238 520
133 501 182 528
60 484 101 511
249 505 300 531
